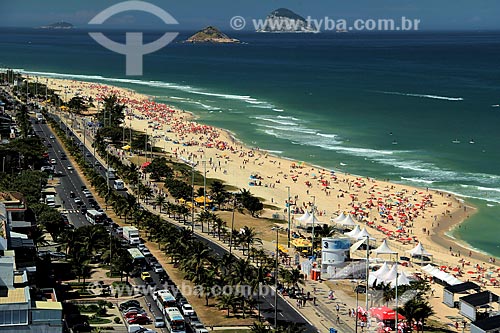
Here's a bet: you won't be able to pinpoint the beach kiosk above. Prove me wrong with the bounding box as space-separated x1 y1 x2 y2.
459 291 499 321
321 237 351 272
470 315 500 333
443 282 481 308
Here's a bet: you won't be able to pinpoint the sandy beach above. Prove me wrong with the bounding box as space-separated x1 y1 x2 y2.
42 77 497 258
42 77 500 324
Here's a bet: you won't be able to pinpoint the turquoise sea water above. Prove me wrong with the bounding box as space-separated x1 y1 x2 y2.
1 28 499 256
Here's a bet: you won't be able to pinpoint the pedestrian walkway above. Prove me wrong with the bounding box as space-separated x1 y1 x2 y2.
56 111 360 333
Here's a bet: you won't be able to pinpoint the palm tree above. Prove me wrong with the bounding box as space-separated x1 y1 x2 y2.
250 321 271 333
196 210 214 233
30 225 48 250
213 217 227 240
239 226 262 257
217 293 237 317
155 194 166 213
399 298 434 333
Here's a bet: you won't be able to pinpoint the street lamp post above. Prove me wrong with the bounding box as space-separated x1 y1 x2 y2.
203 160 207 211
311 195 316 257
273 227 279 327
355 281 360 333
364 235 370 322
395 254 399 332
191 164 195 232
286 186 291 248
229 195 236 256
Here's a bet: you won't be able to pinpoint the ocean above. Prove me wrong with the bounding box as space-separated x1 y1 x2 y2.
1 28 499 256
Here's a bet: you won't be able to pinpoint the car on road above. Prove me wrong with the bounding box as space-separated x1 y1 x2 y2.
74 197 83 205
50 158 56 165
60 153 66 159
47 143 52 148
67 165 74 170
80 205 87 215
70 191 76 198
50 252 67 259
191 323 209 333
140 272 151 281
49 135 55 139
119 300 140 311
154 316 165 328
181 303 195 317
153 263 164 274
83 191 92 198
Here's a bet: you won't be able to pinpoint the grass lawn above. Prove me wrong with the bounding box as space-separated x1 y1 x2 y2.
88 317 112 324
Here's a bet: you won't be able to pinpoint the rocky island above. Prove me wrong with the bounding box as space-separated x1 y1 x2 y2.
257 8 316 33
185 26 240 44
39 21 74 29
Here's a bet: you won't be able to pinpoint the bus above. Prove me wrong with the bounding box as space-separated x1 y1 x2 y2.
127 248 146 266
154 290 177 314
113 179 124 190
164 307 186 333
86 209 106 225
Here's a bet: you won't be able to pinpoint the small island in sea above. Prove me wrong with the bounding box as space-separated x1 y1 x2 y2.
39 21 74 29
257 8 316 33
185 26 240 44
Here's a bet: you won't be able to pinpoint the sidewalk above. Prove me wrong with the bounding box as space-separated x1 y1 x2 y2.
56 110 358 333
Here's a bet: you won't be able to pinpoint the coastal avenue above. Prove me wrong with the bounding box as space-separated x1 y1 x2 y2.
46 110 319 332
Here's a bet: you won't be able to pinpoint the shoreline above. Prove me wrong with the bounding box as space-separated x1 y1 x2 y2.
36 74 499 262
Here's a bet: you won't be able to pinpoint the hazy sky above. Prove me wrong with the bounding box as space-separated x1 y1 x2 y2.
1 0 499 31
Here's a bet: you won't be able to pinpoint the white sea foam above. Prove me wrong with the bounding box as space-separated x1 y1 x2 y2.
276 115 300 121
400 177 435 184
18 69 276 110
272 108 284 112
378 91 464 101
252 116 298 126
316 132 337 139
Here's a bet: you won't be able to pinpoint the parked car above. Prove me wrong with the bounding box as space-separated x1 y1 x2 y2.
127 314 150 324
141 248 152 257
119 300 140 311
67 165 74 170
122 307 145 315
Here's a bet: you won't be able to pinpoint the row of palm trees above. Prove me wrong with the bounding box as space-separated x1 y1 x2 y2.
43 106 307 327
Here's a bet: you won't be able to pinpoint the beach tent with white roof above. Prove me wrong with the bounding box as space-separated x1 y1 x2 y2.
379 264 398 283
344 225 361 238
356 227 375 240
390 270 411 288
407 242 432 257
373 239 397 255
340 214 357 226
369 262 391 285
332 212 346 223
298 214 322 229
297 210 310 222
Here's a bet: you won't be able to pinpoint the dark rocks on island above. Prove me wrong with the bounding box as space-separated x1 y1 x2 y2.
39 21 74 29
185 26 240 43
257 8 316 33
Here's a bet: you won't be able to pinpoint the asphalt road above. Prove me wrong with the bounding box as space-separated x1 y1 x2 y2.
34 119 90 228
43 111 318 333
